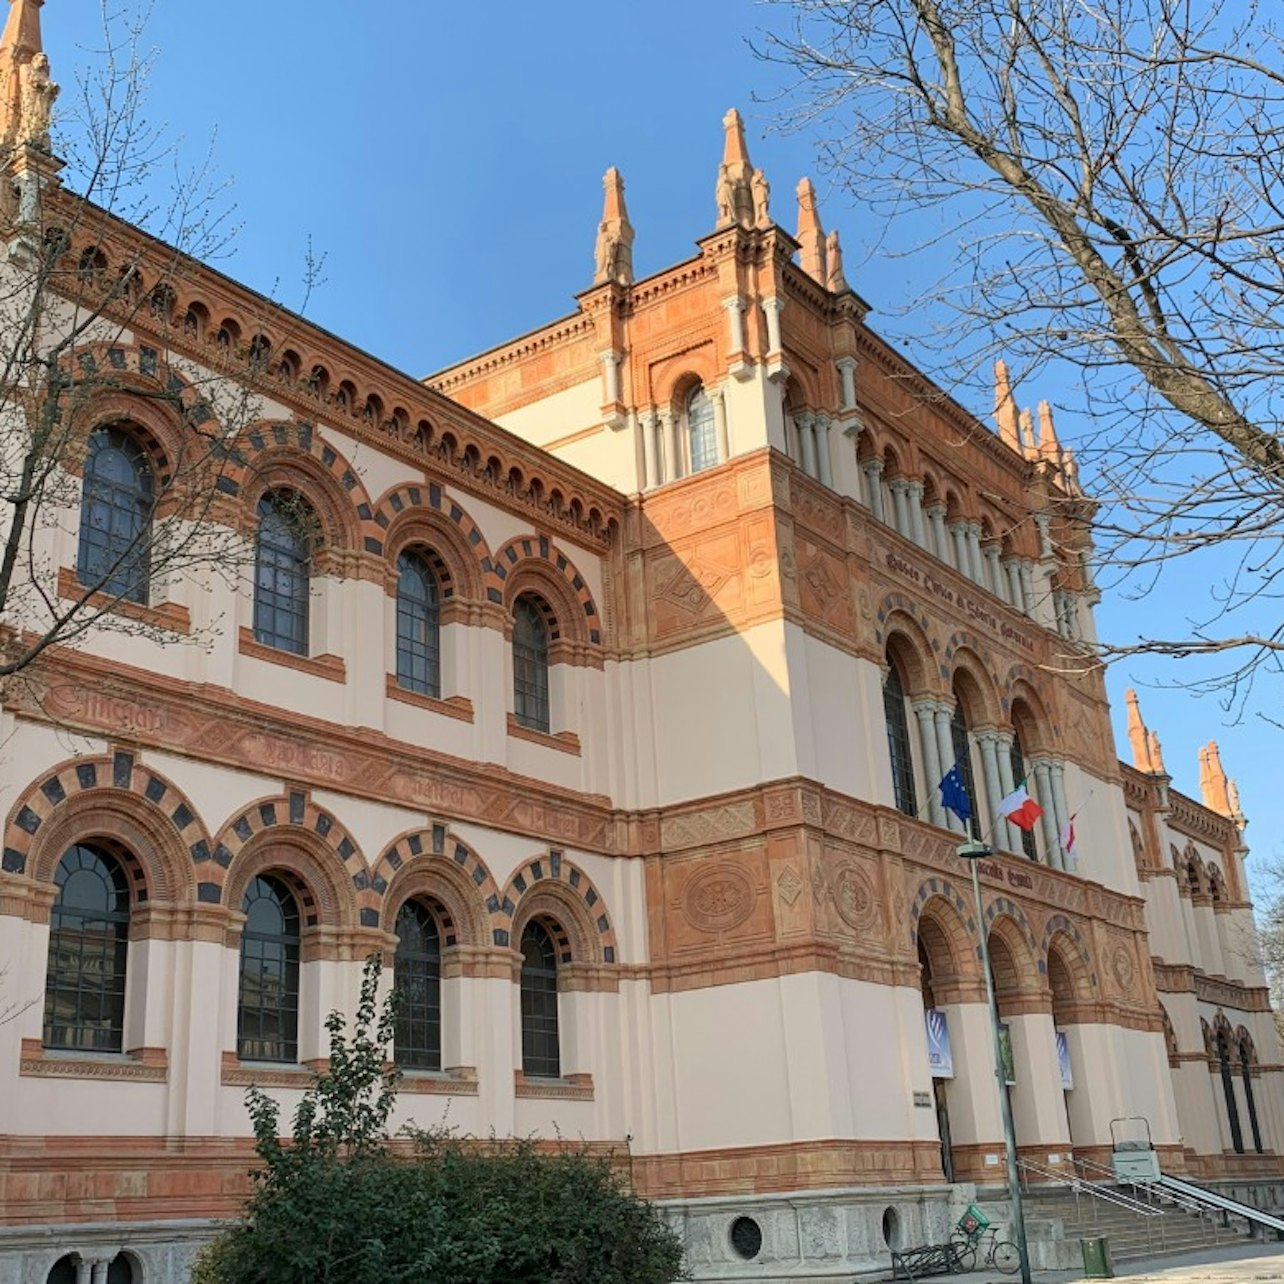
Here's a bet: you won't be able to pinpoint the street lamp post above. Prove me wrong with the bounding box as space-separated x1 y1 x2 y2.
958 837 1034 1284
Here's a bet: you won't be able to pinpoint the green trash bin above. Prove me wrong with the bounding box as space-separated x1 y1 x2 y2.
1080 1235 1114 1279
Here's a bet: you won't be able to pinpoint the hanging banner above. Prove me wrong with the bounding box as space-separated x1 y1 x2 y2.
925 1008 954 1079
1056 1029 1073 1090
998 1021 1017 1085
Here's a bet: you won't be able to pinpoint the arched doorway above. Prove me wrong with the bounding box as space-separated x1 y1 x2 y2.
1047 943 1083 1153
919 932 958 1182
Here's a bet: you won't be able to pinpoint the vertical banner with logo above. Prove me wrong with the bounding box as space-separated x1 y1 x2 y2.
998 1021 1017 1085
925 1008 954 1079
1056 1029 1073 1090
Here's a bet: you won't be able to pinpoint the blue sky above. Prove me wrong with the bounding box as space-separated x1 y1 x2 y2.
43 1 1283 892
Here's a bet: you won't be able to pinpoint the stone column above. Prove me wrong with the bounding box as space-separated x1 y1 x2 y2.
966 523 985 583
863 459 886 523
907 481 927 549
641 409 660 490
994 731 1024 854
932 704 964 833
712 386 730 463
836 355 858 410
814 414 833 487
661 410 681 483
797 411 818 478
976 730 1006 849
1019 561 1036 614
914 700 945 827
90 1263 109 1284
926 504 948 562
1049 761 1074 871
1003 558 1023 607
762 295 784 355
599 350 621 406
75 1262 93 1284
723 295 746 356
1034 510 1054 559
984 545 1005 600
1031 759 1062 869
949 521 969 571
890 479 912 537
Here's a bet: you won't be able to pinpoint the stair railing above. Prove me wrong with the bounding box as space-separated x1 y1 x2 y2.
1018 1156 1168 1255
1072 1156 1226 1244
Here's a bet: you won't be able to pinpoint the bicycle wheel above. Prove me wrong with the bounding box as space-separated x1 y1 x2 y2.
952 1242 978 1272
992 1240 1020 1274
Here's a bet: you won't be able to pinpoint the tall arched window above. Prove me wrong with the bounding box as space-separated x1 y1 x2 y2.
686 384 718 474
950 698 980 831
513 594 551 734
254 492 313 655
520 920 560 1079
1216 1026 1245 1154
44 844 131 1052
395 551 441 697
1239 1035 1264 1154
238 876 301 1063
77 426 153 604
393 899 441 1071
883 656 917 817
1008 734 1040 861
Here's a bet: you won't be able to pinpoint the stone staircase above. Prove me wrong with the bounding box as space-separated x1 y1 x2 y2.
1022 1184 1254 1265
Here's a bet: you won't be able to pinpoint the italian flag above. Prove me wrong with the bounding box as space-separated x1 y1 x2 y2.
999 780 1044 831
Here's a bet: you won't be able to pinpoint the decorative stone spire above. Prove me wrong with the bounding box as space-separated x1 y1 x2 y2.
994 360 1020 451
1019 407 1038 459
1037 400 1062 465
1125 688 1163 773
592 167 635 287
825 229 848 293
1202 741 1235 818
0 0 55 153
795 177 827 284
714 108 755 229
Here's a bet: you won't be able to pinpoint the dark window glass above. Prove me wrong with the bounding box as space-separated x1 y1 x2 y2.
77 427 153 604
883 659 917 817
237 876 300 1063
47 1257 78 1284
1008 736 1040 861
106 1255 135 1284
1217 1031 1245 1154
393 900 441 1071
513 595 551 734
950 700 979 833
395 552 441 697
520 920 560 1079
687 385 718 474
44 844 130 1053
253 492 312 655
1240 1043 1264 1154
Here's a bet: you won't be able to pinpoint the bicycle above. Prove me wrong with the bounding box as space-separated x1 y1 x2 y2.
949 1224 1021 1274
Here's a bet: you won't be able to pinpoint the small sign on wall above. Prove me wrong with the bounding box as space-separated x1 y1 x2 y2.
984 1154 1000 1166
913 1091 933 1108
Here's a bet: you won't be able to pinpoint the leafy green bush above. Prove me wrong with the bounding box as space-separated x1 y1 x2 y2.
194 957 687 1284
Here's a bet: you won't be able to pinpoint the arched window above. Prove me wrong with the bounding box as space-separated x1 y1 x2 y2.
513 594 551 734
107 1256 135 1284
686 384 718 474
950 698 979 831
1008 734 1040 861
47 1257 78 1284
1239 1035 1264 1154
393 899 441 1072
254 491 313 655
44 844 131 1053
238 876 301 1063
883 656 917 817
77 426 153 604
395 551 441 697
520 920 560 1079
1216 1026 1245 1154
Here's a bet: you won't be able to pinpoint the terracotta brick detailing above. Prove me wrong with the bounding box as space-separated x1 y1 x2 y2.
19 1039 169 1083
494 533 604 655
501 850 619 965
506 714 581 755
515 1070 594 1101
630 1139 944 1199
56 565 192 635
238 626 346 683
219 1050 323 1089
385 676 475 722
399 1066 480 1095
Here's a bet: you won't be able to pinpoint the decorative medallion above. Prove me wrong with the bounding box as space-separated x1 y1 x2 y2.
834 866 879 932
777 864 803 906
682 864 755 932
1111 946 1136 993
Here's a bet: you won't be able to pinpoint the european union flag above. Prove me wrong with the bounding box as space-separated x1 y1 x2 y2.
939 763 972 823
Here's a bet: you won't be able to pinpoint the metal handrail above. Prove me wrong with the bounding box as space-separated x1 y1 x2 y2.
1017 1158 1164 1218
1071 1157 1210 1220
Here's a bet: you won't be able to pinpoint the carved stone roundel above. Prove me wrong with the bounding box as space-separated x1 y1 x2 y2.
1111 946 1135 993
683 865 756 933
834 866 878 932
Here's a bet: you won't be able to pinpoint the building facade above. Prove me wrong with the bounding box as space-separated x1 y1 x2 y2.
0 7 1279 1282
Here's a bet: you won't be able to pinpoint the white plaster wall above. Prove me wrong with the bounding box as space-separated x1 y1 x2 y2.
1061 762 1139 896
494 379 604 449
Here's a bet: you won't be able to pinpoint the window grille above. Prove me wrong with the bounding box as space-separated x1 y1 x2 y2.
77 427 153 604
237 876 301 1063
883 660 917 817
253 492 312 655
43 844 130 1052
513 594 551 733
396 551 441 697
520 920 560 1078
393 900 442 1071
687 384 718 474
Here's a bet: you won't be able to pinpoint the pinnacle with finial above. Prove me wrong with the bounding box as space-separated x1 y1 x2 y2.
1125 688 1155 773
994 360 1019 451
795 177 827 284
0 0 56 155
592 166 634 287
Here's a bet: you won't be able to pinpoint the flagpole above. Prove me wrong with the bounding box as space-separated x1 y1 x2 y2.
960 821 1034 1284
